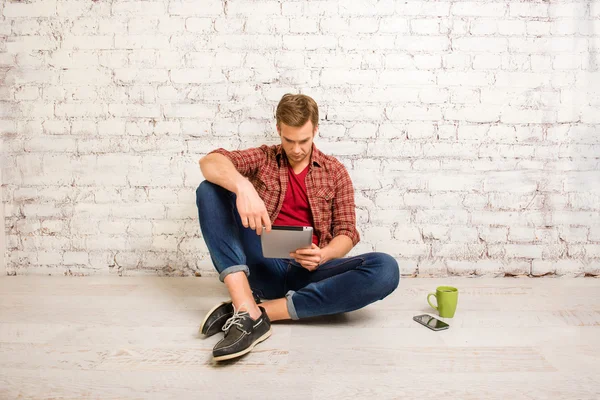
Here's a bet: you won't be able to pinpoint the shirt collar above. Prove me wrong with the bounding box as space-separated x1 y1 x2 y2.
276 143 323 168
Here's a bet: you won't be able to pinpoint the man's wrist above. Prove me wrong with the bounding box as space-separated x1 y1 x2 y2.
233 177 251 195
320 246 331 264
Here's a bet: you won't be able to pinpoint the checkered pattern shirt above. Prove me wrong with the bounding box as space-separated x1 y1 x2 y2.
210 144 360 248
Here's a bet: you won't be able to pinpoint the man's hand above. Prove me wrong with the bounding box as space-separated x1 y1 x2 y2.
235 180 271 235
290 243 324 271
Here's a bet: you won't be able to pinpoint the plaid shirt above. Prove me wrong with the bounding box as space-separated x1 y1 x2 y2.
210 144 360 248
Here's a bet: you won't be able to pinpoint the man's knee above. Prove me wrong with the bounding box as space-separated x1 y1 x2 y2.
372 252 400 298
196 180 217 203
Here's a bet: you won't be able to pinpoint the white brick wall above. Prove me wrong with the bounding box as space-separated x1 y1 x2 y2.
2 0 599 277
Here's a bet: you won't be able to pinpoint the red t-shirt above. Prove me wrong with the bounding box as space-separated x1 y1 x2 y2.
273 165 319 245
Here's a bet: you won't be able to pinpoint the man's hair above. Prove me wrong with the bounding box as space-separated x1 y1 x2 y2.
275 94 319 129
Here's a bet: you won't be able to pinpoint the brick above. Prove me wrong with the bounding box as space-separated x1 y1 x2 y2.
6 69 58 85
488 193 545 211
394 225 422 242
449 226 479 243
558 227 589 243
424 142 479 158
115 35 170 50
321 69 377 85
169 0 223 15
61 35 112 50
527 21 551 37
428 173 483 192
396 2 450 16
0 52 14 66
416 209 469 225
473 54 502 69
472 211 547 227
12 20 40 35
153 220 182 235
503 244 543 258
552 212 600 226
227 1 280 15
418 260 447 276
411 18 440 34
498 20 526 36
532 260 585 276
564 172 600 192
478 227 508 243
590 227 600 242
36 251 63 265
108 104 160 118
321 17 377 34
127 220 152 237
99 220 128 235
483 171 538 193
432 243 485 259
509 37 587 53
371 209 411 225
112 1 165 16
209 34 280 50
8 37 57 54
509 3 548 17
163 104 218 118
4 0 56 17
395 36 449 51
452 2 506 17
508 227 536 242
453 37 507 52
60 69 111 85
446 260 500 275
379 17 410 33
549 3 587 18
376 241 429 257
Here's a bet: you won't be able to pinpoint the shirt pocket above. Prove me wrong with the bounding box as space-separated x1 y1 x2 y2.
256 170 278 189
313 186 335 220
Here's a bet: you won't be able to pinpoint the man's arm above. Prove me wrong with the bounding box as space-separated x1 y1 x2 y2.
291 162 359 270
199 153 247 194
320 235 353 263
199 153 271 234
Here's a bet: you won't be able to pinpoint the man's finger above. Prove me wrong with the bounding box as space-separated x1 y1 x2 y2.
262 212 272 232
295 247 316 255
253 216 262 234
241 216 249 227
296 256 319 264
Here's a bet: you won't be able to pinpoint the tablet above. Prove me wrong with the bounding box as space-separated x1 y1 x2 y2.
261 226 313 259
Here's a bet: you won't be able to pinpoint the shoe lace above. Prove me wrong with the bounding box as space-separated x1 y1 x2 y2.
222 303 250 333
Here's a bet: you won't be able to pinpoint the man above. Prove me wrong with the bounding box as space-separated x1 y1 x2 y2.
196 94 399 362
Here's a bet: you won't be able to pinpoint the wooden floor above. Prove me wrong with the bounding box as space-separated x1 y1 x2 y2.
0 276 599 400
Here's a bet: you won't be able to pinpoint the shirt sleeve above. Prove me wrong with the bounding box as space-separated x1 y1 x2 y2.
331 162 360 246
209 146 268 178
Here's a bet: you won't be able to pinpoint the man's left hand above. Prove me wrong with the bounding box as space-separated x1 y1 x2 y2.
290 243 324 272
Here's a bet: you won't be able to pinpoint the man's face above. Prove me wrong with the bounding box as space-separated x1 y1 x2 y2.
277 120 317 166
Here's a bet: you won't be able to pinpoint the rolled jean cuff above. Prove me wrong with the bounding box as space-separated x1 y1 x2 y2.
285 290 299 320
219 265 249 282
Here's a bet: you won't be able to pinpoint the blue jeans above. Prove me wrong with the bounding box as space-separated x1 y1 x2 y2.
196 181 400 320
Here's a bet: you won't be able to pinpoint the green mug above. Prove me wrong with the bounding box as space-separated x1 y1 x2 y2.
427 286 459 318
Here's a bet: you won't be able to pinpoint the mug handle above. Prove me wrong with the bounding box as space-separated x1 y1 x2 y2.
427 293 438 310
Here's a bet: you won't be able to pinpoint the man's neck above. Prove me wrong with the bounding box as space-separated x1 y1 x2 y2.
287 149 312 174
288 158 310 174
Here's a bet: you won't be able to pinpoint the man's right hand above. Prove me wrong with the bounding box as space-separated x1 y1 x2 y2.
235 180 272 235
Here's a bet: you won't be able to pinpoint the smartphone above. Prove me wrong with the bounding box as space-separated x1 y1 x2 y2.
413 314 449 331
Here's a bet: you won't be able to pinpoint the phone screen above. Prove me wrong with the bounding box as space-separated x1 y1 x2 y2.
414 314 449 330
